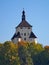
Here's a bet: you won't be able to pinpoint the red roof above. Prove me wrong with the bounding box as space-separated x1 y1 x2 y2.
16 20 32 28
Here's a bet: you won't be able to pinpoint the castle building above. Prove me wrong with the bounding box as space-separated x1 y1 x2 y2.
11 10 37 43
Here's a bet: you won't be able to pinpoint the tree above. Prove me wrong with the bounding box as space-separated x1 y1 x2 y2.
0 41 49 65
0 41 20 65
18 42 34 65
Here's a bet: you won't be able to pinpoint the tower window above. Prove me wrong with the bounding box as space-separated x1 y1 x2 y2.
24 38 26 40
24 33 26 36
20 27 22 29
28 27 30 29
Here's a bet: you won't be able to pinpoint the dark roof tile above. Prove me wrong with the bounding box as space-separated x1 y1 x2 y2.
11 32 21 40
29 32 37 38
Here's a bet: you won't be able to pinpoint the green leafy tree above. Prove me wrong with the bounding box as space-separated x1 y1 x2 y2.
0 41 20 65
18 44 34 65
0 41 49 65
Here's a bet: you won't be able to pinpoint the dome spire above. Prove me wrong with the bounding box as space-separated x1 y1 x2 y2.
22 9 25 21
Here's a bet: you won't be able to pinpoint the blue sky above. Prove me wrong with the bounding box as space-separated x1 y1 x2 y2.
0 0 49 46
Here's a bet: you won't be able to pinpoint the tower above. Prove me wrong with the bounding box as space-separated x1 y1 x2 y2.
11 10 37 43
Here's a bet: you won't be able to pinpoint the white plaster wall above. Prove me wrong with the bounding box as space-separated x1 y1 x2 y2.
12 27 37 43
12 38 18 43
29 38 37 43
16 27 32 41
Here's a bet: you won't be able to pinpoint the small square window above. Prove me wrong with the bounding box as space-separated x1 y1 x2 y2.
28 27 30 29
24 38 26 40
20 27 22 29
24 33 26 36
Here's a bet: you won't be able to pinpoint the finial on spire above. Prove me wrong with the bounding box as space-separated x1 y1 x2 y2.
22 9 25 21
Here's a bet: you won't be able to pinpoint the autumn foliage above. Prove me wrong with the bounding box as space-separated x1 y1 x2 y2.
0 41 49 65
44 46 49 49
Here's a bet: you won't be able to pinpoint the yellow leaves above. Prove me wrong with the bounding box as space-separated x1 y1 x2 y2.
12 56 16 60
9 56 16 62
0 41 48 65
10 42 16 49
18 40 28 47
0 43 3 47
44 46 49 50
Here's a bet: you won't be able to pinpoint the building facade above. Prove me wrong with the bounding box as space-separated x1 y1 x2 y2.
11 10 37 43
